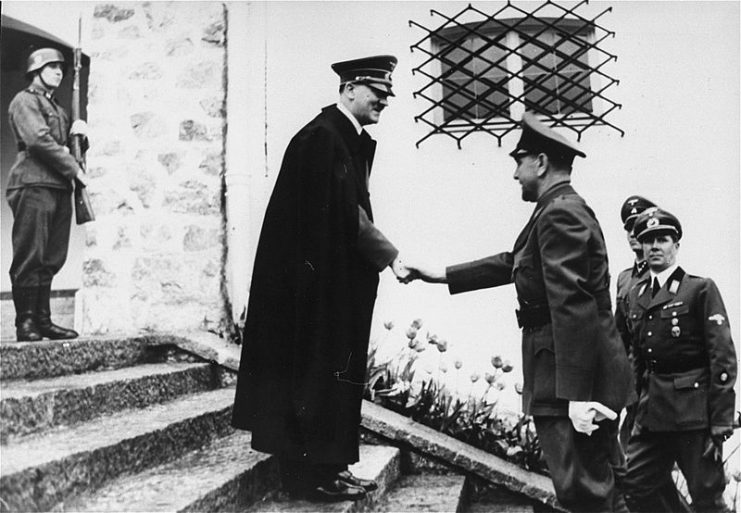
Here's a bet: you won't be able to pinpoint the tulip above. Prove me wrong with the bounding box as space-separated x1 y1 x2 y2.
427 333 439 345
384 320 394 330
502 360 513 373
485 372 496 386
470 373 480 383
414 344 426 353
491 355 503 369
454 360 463 370
408 338 418 349
436 340 448 353
514 382 523 394
439 363 448 373
496 381 506 391
411 318 423 329
406 326 418 340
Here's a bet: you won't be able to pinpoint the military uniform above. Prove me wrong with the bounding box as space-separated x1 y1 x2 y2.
445 113 633 512
7 48 83 342
624 209 737 513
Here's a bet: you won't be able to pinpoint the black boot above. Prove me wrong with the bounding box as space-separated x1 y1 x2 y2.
12 286 42 342
37 284 78 340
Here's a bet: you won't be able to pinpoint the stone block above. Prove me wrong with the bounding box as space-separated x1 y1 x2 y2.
179 119 211 141
94 4 135 23
166 36 194 57
164 179 220 215
158 151 182 174
128 62 163 80
176 61 221 89
83 258 118 288
202 19 225 46
183 224 220 252
200 96 224 117
131 111 167 139
199 152 223 176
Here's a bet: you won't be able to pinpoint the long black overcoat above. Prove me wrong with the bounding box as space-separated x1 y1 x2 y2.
231 105 381 466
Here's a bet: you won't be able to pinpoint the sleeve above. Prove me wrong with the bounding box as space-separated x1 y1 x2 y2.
701 278 737 429
357 205 398 271
446 252 514 295
614 270 633 355
538 202 599 401
9 94 80 181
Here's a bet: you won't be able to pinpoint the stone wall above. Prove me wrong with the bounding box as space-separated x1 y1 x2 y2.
79 2 228 336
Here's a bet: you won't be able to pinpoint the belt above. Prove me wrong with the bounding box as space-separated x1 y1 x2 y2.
516 289 612 329
645 357 706 374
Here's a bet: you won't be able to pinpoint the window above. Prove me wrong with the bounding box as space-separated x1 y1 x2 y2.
410 3 623 148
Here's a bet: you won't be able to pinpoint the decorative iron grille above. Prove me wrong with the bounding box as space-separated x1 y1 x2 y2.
409 1 624 148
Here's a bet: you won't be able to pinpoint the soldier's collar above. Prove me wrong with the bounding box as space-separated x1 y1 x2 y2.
26 86 55 101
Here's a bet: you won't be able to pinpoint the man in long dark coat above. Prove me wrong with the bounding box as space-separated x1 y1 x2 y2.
231 55 408 502
405 113 634 512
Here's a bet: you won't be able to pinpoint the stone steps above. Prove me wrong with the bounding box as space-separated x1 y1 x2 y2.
375 474 467 513
0 335 547 513
1 361 226 441
0 387 235 512
248 445 402 513
56 431 278 512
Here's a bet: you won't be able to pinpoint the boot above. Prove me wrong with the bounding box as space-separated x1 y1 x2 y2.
37 284 78 340
12 286 42 342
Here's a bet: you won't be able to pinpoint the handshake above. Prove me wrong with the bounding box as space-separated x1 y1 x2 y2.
389 257 447 285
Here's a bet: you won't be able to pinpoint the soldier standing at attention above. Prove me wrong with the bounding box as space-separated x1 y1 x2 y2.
7 48 88 342
405 112 634 512
623 207 737 513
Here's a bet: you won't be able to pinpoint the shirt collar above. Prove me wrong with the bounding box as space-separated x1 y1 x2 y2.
650 263 679 287
336 102 363 135
27 86 54 101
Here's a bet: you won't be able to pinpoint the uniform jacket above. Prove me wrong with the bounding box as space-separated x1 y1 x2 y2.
446 183 633 416
627 267 737 432
7 87 80 192
231 105 397 464
615 261 649 355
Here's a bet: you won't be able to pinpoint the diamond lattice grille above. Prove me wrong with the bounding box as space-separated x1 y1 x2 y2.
409 1 624 148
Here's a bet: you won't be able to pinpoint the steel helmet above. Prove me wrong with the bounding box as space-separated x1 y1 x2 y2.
26 48 65 76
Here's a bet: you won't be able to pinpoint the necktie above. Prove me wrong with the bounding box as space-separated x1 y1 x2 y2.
651 277 660 297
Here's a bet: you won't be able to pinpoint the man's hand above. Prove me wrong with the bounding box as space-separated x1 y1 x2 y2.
568 401 617 435
403 260 447 284
390 257 412 283
70 119 88 138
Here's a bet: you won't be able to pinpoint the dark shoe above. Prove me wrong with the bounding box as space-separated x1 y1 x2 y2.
16 316 42 342
338 469 378 492
306 479 366 502
12 286 42 342
37 320 78 340
37 284 78 339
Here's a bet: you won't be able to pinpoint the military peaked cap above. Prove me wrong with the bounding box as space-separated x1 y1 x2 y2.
620 195 657 231
332 54 397 96
634 207 682 242
509 112 586 166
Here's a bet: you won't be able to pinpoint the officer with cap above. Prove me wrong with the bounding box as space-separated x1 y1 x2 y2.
615 196 656 441
6 48 88 342
231 55 409 502
623 208 737 513
404 112 633 512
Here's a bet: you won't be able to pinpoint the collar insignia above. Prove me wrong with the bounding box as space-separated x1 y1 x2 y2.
668 280 679 294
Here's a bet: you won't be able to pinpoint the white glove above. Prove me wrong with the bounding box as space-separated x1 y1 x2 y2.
70 119 88 138
568 401 617 436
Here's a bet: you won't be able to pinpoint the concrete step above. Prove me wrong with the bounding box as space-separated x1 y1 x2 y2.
374 474 467 513
1 293 75 341
0 336 171 381
0 387 236 512
462 478 537 513
57 431 279 512
1 361 229 442
248 444 402 513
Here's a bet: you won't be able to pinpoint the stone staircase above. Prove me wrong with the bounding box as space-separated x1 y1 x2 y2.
0 335 550 512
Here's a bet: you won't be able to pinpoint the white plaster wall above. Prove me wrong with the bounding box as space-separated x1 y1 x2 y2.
235 1 739 410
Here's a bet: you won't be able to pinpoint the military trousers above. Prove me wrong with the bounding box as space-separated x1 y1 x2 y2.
534 416 628 513
7 186 72 288
624 428 728 513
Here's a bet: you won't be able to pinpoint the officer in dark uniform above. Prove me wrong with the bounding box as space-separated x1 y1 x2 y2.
615 195 656 446
623 208 737 513
405 112 633 512
7 48 88 342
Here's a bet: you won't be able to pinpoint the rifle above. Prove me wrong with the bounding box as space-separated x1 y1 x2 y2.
71 15 94 225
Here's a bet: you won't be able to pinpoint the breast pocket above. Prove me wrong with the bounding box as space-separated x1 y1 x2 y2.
41 109 64 142
660 304 693 340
